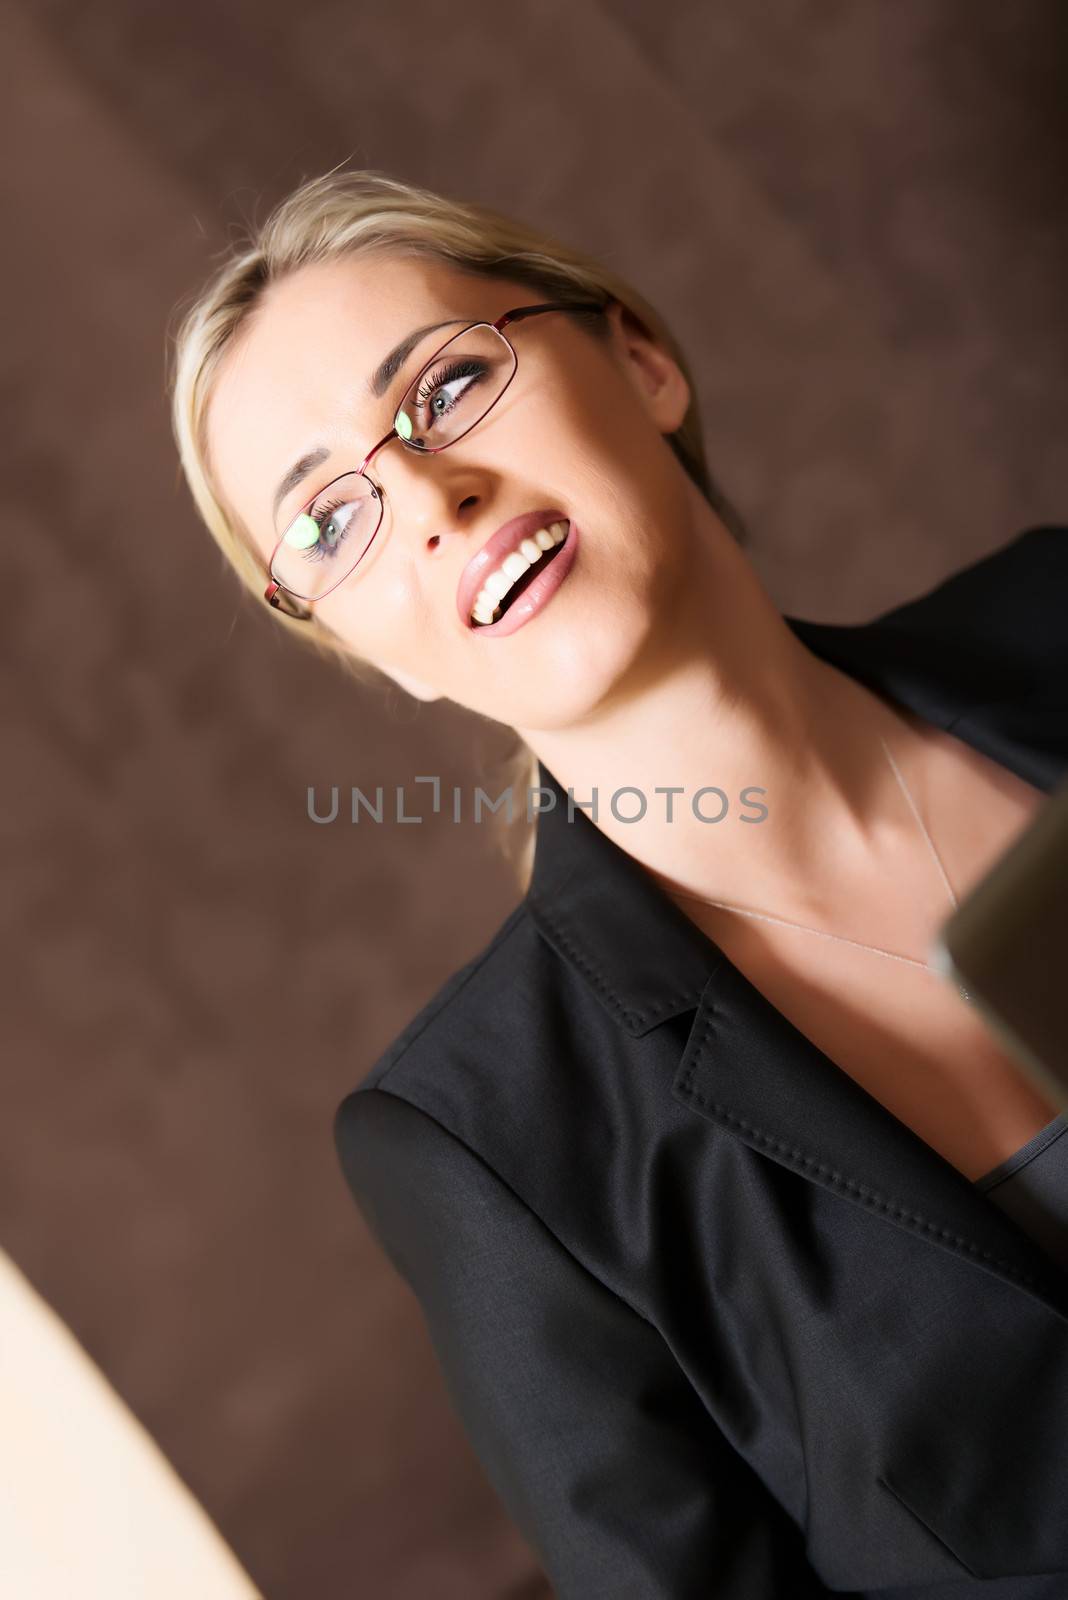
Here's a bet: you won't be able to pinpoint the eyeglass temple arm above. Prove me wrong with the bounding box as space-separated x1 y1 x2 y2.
265 579 313 620
495 297 611 332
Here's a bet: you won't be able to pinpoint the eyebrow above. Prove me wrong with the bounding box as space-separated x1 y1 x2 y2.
270 317 465 524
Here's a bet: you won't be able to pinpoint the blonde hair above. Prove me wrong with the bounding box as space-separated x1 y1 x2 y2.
167 164 747 894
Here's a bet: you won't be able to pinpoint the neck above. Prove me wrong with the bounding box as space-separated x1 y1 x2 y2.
515 498 937 931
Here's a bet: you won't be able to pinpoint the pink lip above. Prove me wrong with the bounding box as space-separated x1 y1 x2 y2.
464 519 579 639
456 510 570 630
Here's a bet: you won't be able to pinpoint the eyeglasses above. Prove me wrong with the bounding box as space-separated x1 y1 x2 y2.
263 299 609 619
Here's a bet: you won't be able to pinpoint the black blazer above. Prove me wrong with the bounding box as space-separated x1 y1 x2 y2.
335 525 1068 1599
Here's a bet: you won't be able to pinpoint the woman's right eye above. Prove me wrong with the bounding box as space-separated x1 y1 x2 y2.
296 494 361 563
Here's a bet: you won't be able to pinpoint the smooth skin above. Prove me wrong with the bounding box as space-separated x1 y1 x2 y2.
206 251 1056 1180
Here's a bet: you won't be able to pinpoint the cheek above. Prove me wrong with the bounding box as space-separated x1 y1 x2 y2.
314 565 439 673
541 378 668 505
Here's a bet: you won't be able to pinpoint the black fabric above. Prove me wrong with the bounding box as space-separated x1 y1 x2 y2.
977 1111 1068 1276
335 525 1068 1597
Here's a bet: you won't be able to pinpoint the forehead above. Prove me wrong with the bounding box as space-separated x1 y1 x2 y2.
205 251 517 559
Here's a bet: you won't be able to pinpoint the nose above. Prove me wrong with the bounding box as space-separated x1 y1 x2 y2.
375 436 488 554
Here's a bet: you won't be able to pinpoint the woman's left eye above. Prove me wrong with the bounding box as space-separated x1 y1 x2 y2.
414 358 486 424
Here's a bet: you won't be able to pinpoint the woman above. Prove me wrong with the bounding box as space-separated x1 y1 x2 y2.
169 167 1068 1597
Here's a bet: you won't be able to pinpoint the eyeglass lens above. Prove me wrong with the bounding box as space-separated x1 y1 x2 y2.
272 324 516 601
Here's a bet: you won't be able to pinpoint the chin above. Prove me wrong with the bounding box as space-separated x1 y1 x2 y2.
490 611 652 734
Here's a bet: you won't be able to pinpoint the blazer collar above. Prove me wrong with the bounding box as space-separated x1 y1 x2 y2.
524 566 1068 1318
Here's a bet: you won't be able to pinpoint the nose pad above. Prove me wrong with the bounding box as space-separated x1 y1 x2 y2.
374 437 487 559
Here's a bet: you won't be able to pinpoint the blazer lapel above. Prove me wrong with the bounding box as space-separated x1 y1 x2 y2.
527 548 1068 1325
671 954 1068 1324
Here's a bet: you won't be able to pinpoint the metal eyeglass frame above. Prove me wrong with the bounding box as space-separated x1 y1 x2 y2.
263 298 609 619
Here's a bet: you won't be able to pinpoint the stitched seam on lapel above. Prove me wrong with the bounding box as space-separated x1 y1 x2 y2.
530 897 707 1029
677 1008 1046 1294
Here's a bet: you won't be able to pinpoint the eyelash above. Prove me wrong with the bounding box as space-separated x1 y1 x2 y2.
300 493 350 563
414 356 484 410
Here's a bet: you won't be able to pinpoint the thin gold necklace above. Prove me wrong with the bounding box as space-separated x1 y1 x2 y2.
672 734 971 1002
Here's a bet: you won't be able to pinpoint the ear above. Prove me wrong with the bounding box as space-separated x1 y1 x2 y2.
605 299 690 435
381 664 443 703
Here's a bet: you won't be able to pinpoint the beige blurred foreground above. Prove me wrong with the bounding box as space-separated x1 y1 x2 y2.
0 1249 263 1600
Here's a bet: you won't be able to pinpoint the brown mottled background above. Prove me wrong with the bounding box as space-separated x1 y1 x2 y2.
2 2 1066 1595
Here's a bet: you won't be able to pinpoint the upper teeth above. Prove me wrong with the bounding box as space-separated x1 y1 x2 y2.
470 522 568 625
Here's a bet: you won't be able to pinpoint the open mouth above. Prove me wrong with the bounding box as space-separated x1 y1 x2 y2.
470 521 572 627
